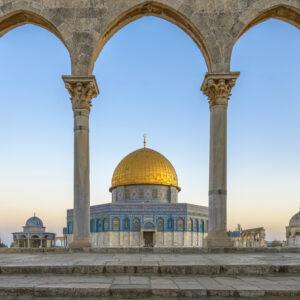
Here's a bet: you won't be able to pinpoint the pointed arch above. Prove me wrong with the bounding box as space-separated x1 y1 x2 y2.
89 1 212 74
236 5 300 43
227 4 300 70
0 10 71 57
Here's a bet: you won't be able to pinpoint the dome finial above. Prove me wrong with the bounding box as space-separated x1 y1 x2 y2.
143 134 147 148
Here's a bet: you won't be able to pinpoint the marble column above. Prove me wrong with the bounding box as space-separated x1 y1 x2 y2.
201 72 239 247
63 75 99 248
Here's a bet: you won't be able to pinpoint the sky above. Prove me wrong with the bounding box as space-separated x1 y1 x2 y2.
0 17 300 246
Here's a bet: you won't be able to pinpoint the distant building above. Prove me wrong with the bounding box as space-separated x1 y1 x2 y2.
65 142 208 247
12 215 56 248
286 209 300 246
230 224 242 247
230 225 266 247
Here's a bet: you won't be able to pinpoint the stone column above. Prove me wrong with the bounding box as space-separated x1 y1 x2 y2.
63 76 99 248
201 72 239 247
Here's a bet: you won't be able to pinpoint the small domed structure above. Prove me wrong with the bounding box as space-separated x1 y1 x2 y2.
286 209 300 247
26 216 43 227
289 211 300 227
12 214 55 248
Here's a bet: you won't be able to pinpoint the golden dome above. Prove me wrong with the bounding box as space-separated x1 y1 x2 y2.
110 147 180 191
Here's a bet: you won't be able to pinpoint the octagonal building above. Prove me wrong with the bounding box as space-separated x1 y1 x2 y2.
65 142 208 247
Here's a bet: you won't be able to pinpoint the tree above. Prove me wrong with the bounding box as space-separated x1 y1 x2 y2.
270 240 282 247
0 238 7 248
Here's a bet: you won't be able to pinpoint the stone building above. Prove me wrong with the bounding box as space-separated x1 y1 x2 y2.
241 227 266 248
12 215 56 248
65 143 208 247
286 210 300 247
230 224 242 247
230 225 266 248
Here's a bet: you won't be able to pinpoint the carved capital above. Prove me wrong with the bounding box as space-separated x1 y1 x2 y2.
201 72 240 109
62 76 99 112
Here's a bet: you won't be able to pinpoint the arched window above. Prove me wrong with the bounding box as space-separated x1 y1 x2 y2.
157 217 164 231
195 219 199 232
188 218 193 231
123 217 130 231
201 220 205 233
133 217 140 231
103 218 109 232
125 189 130 200
68 221 73 234
167 217 173 230
90 219 96 232
113 217 120 231
97 219 102 232
177 218 184 231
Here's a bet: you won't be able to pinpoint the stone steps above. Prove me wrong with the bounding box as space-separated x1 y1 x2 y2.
1 263 300 276
1 251 300 298
1 247 300 254
0 273 300 298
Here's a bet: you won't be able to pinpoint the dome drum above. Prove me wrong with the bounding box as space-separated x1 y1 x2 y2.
111 184 178 204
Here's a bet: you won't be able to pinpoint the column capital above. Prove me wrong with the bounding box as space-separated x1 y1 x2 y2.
62 75 99 112
201 72 240 109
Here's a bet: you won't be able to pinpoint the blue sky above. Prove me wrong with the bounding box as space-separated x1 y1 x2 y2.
0 17 299 245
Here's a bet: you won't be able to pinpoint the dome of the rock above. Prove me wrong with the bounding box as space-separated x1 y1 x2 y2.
110 147 180 191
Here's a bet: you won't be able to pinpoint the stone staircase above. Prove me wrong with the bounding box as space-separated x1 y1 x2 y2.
0 248 300 298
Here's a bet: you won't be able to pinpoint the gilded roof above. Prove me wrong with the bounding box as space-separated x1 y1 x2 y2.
110 148 180 191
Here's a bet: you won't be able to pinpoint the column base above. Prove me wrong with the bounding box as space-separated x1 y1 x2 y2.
205 231 233 247
69 237 92 249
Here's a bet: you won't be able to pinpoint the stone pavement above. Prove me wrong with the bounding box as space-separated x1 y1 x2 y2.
1 273 300 298
1 250 300 298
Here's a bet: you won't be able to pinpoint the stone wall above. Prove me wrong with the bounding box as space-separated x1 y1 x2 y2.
0 0 299 75
67 232 207 247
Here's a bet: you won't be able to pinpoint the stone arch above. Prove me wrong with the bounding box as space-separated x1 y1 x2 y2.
89 1 212 74
0 9 70 50
0 8 72 69
229 4 300 66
